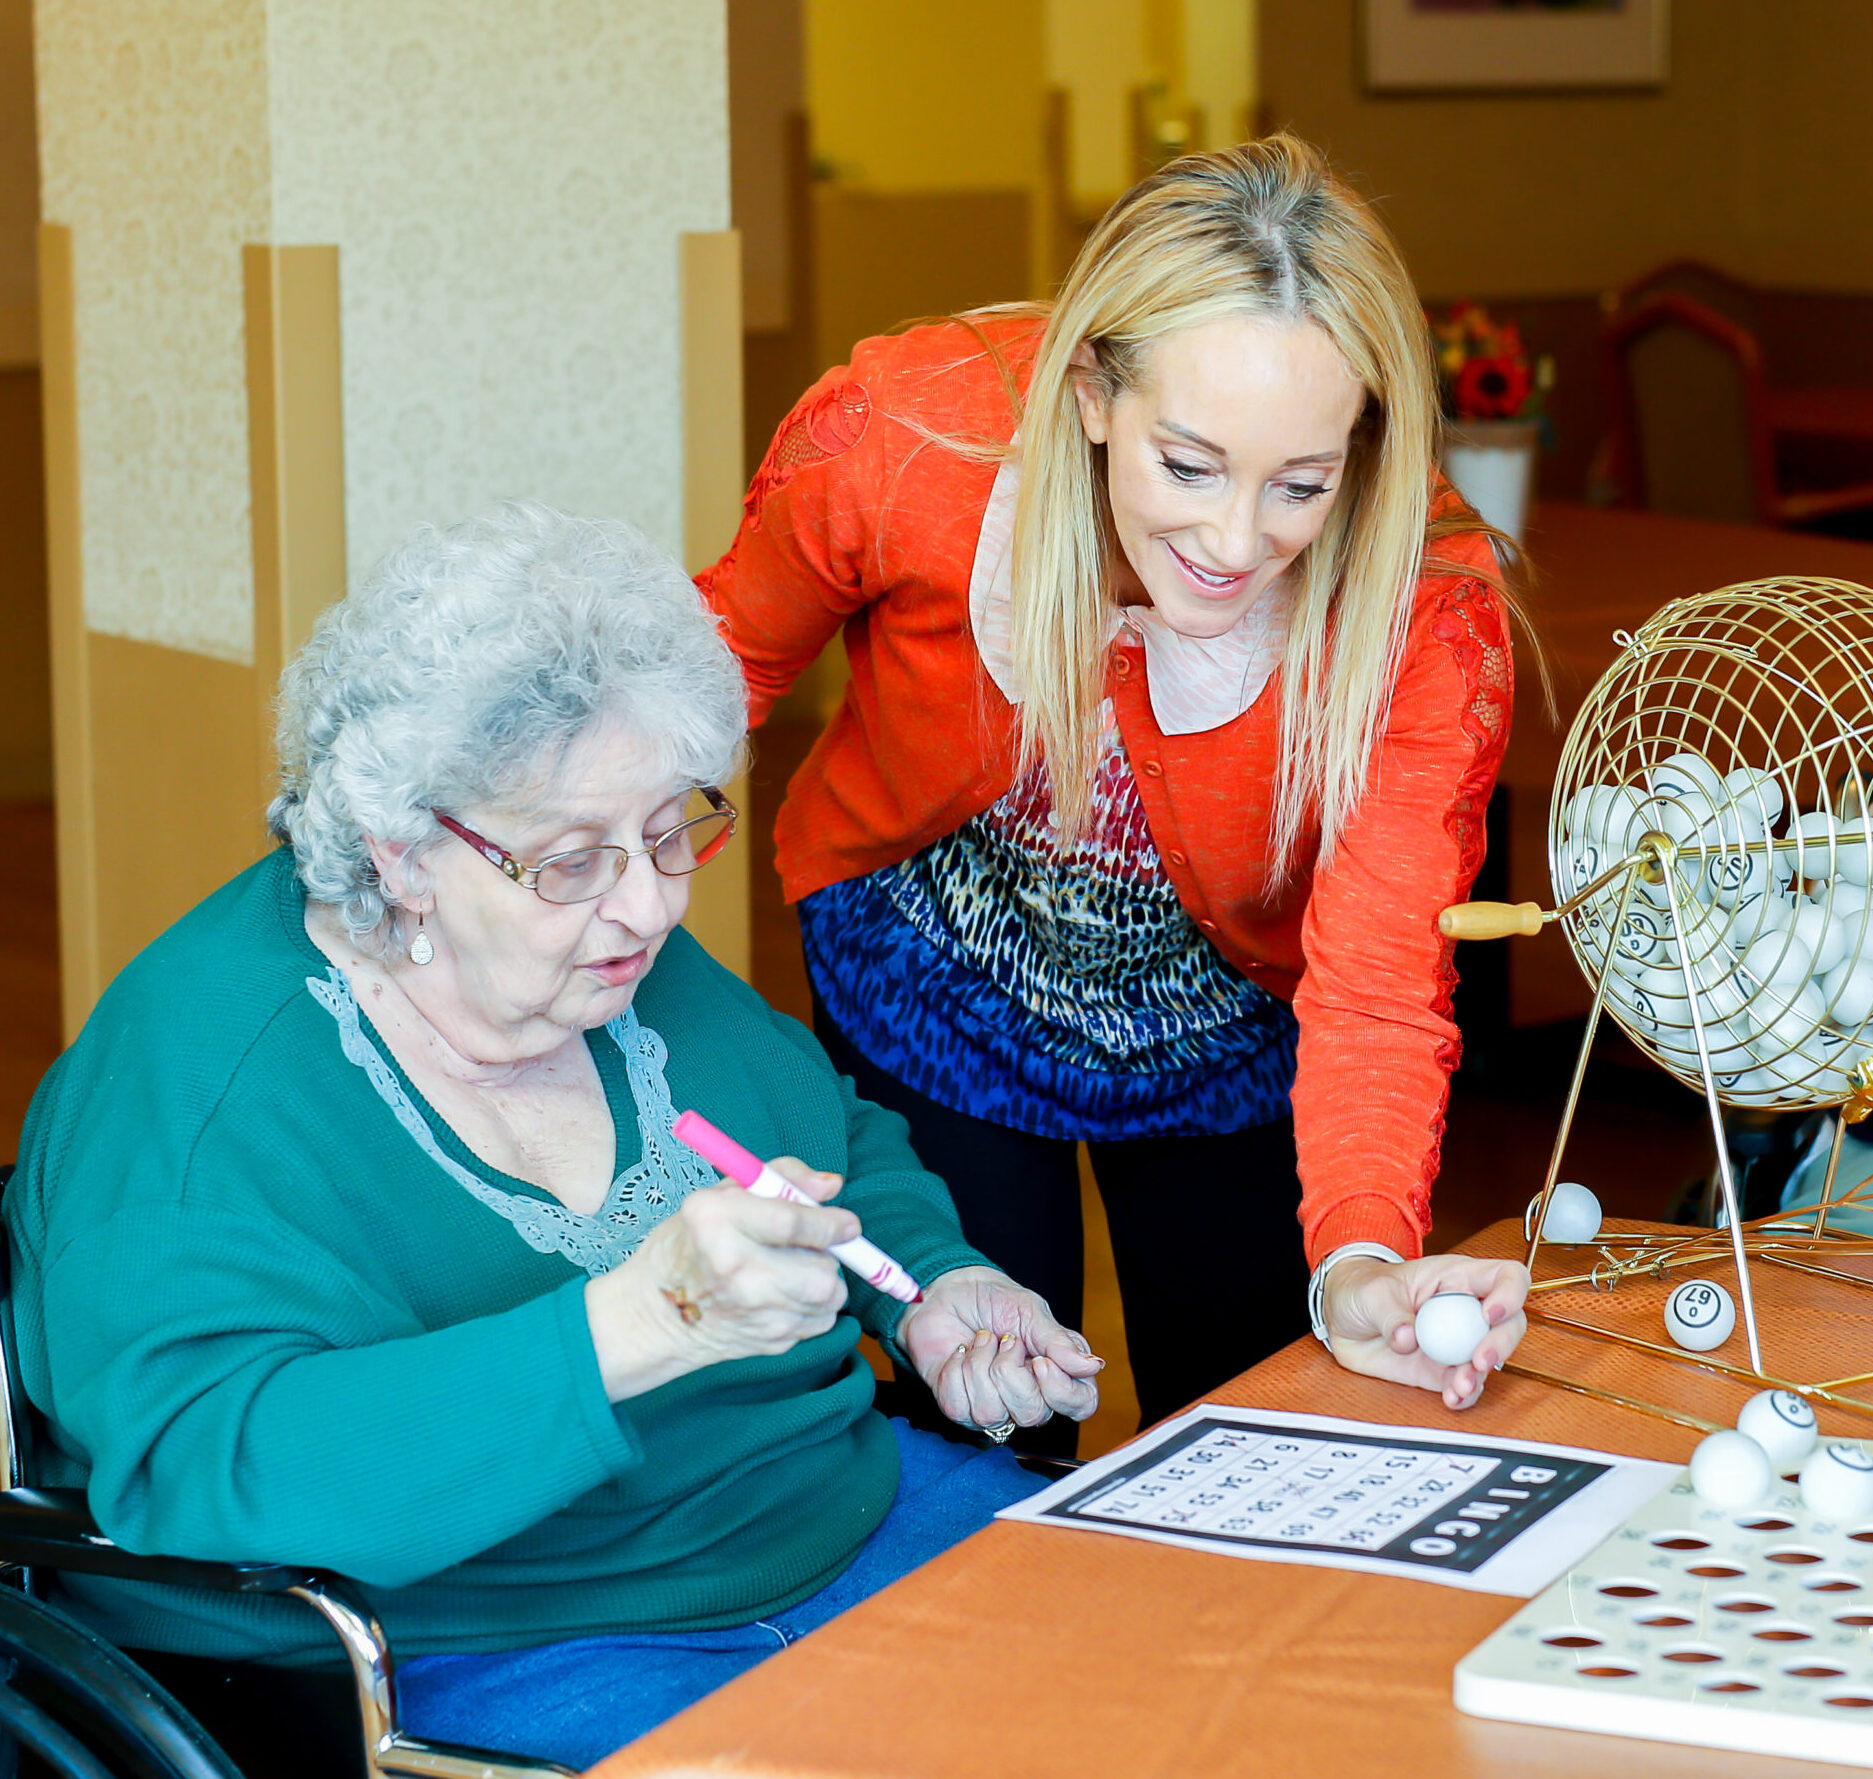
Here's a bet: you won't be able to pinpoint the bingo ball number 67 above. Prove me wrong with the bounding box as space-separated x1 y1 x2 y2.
1664 1279 1736 1352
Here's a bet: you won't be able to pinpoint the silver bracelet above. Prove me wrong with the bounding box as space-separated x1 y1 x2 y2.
1307 1242 1404 1345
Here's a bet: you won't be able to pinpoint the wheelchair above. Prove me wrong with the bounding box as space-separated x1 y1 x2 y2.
0 1164 575 1779
0 1163 1084 1778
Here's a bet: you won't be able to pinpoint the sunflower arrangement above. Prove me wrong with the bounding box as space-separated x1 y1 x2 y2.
1431 301 1554 422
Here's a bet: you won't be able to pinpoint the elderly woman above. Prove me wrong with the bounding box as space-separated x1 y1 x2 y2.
4 503 1101 1767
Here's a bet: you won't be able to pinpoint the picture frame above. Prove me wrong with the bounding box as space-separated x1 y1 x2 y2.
1363 0 1670 94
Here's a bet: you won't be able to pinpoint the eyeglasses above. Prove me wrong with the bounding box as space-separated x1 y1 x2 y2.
433 787 737 905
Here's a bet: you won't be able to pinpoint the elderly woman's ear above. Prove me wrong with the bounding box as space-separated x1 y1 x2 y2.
367 837 434 916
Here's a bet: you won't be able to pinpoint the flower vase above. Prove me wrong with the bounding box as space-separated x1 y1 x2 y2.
1442 419 1540 544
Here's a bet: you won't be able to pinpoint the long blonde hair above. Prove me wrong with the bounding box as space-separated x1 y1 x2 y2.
1010 134 1494 867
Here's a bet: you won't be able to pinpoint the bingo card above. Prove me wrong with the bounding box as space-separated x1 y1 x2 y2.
999 1405 1674 1596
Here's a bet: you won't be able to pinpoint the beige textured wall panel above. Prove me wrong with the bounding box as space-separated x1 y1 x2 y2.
267 0 730 584
35 0 270 659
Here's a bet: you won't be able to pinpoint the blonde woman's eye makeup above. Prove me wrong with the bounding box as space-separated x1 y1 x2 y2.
1277 480 1332 504
1159 455 1213 484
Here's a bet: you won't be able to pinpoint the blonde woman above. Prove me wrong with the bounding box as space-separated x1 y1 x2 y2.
702 136 1529 1448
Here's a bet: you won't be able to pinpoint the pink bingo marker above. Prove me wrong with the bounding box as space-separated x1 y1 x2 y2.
672 1110 923 1304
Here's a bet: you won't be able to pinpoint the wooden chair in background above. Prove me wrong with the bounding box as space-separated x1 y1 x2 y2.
1608 256 1764 336
1603 293 1873 530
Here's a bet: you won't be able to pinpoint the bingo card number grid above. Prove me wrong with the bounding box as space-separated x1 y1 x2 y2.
1001 1407 1673 1595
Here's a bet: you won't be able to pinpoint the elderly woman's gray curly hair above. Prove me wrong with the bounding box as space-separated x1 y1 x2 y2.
269 501 747 942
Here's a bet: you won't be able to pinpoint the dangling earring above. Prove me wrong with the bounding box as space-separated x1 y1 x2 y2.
409 913 435 966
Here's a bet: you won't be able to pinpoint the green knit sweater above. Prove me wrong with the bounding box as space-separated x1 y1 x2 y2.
5 849 988 1666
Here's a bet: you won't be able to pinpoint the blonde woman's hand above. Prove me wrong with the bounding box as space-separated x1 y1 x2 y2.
897 1266 1105 1434
1320 1253 1528 1411
584 1158 856 1401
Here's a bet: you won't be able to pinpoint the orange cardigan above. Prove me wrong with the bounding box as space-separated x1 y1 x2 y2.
699 317 1513 1267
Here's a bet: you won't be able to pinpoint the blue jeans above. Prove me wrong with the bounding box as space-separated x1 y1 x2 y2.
397 1420 1046 1768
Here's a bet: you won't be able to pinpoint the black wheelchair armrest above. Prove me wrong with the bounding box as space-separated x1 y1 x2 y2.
0 1487 322 1594
1013 1453 1082 1479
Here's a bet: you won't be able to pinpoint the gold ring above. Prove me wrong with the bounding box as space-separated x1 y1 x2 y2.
662 1284 703 1326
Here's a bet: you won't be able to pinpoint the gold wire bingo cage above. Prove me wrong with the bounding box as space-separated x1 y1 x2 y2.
1441 577 1873 1420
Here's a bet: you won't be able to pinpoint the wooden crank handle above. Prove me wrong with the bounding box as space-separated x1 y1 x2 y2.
1437 901 1546 940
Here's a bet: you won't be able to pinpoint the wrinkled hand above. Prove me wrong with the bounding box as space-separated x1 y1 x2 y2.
897 1266 1104 1433
1321 1253 1529 1411
586 1158 856 1400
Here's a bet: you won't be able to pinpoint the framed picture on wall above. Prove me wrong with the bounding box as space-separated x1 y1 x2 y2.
1364 0 1670 93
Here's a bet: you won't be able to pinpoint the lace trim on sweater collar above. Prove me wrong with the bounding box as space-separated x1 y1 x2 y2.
306 968 715 1277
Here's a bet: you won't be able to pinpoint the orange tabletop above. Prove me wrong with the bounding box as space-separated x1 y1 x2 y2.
586 1216 1873 1779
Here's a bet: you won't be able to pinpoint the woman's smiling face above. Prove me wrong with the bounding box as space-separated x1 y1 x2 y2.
1073 313 1368 638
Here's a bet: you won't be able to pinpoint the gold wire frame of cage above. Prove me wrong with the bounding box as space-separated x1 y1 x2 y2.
1441 576 1873 1430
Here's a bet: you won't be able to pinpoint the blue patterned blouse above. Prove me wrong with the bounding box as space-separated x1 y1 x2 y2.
798 723 1297 1141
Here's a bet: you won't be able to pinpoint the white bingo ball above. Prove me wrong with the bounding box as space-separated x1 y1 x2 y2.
1565 783 1644 852
1648 753 1723 846
1713 1064 1786 1106
1737 1389 1819 1474
1607 972 1670 1041
1664 1278 1737 1352
1414 1292 1491 1369
1697 804 1774 909
1524 1181 1603 1245
1795 812 1873 888
1720 886 1794 953
1689 1429 1774 1510
1740 928 1817 995
1749 981 1828 1066
1799 1441 1873 1521
1817 879 1873 929
1788 897 1850 978
1724 765 1785 831
1841 824 1873 889
1823 954 1873 1032
1613 904 1675 968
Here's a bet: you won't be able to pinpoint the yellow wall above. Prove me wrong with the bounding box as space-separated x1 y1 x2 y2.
1045 0 1149 204
1261 0 1873 297
807 0 1045 190
1184 0 1255 153
1044 1 1255 209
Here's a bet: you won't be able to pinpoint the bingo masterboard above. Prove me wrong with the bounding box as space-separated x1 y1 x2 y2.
1456 1471 1873 1766
1000 1406 1674 1596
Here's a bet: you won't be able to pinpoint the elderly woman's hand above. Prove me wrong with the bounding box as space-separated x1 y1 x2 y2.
1320 1253 1529 1411
897 1267 1104 1436
585 1159 858 1401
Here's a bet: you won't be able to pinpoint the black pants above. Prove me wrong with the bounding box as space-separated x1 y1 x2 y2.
812 997 1312 1455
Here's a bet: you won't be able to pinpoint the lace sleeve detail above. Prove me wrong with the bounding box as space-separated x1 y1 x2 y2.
742 381 873 530
1429 579 1514 883
1419 580 1515 1216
